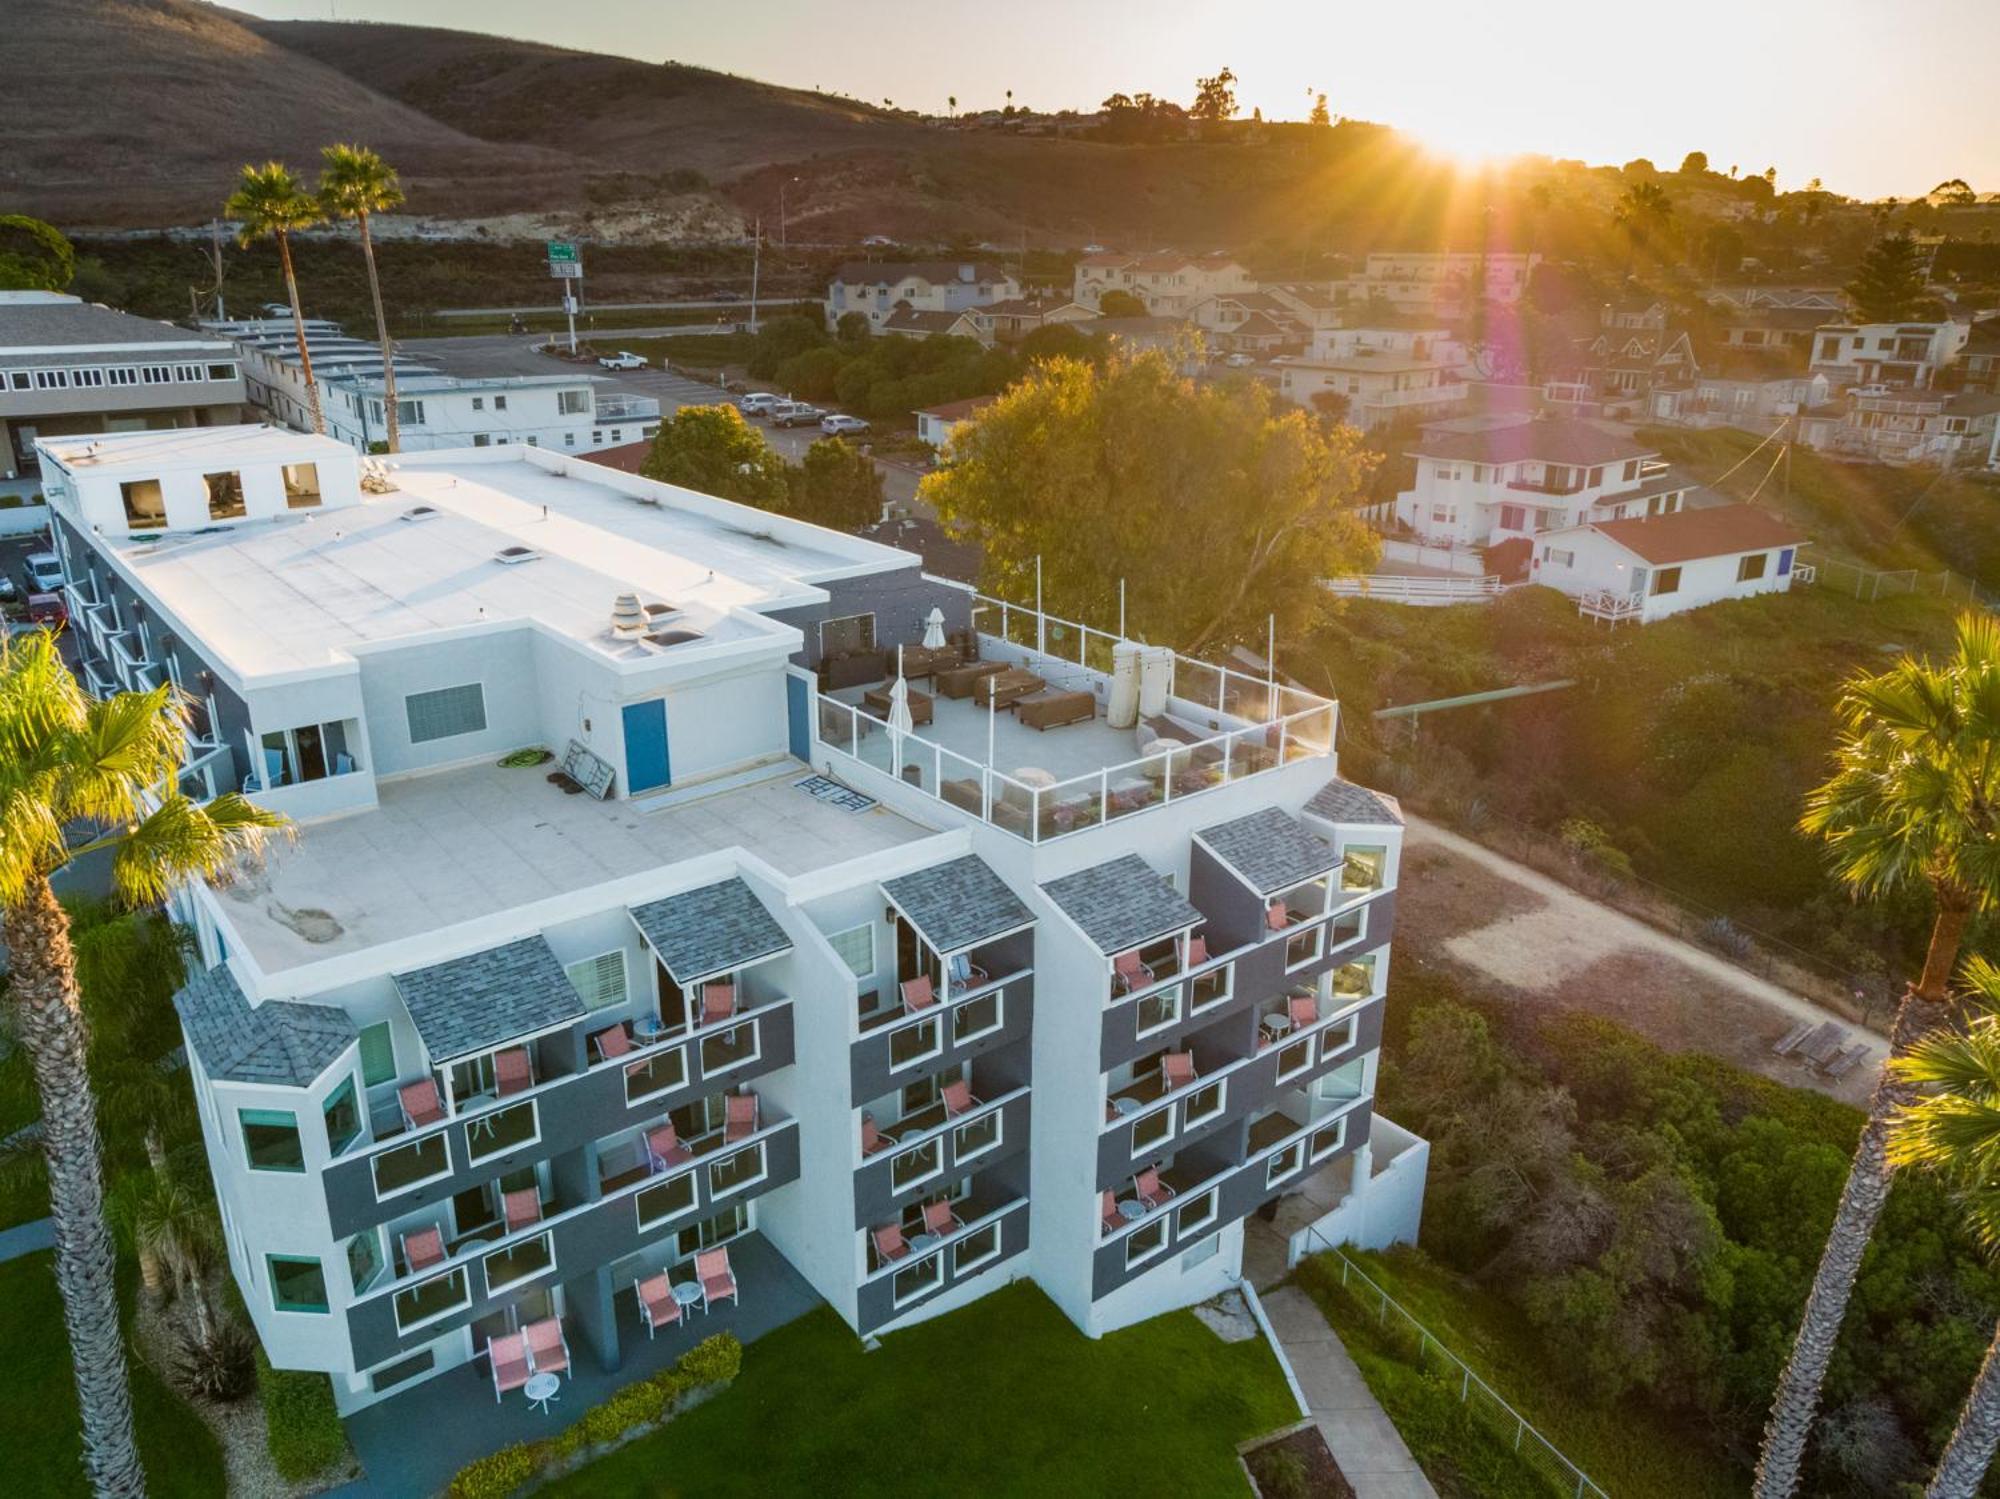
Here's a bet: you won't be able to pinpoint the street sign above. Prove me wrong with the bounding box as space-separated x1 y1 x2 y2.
546 241 579 263
548 260 582 279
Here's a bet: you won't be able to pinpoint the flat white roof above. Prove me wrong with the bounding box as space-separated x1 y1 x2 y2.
41 425 351 472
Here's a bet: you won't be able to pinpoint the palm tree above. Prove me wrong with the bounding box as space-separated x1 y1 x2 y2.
0 630 286 1495
224 162 326 436
317 145 405 453
1612 180 1674 267
1755 612 2000 1498
1888 959 2000 1496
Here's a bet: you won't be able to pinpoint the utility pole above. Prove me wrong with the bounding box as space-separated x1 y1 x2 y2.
749 220 763 335
210 219 227 321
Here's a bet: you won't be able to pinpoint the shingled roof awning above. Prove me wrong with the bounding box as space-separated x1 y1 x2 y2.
1042 855 1204 957
882 854 1033 955
174 964 357 1088
393 936 585 1065
1305 778 1404 828
630 877 791 985
1196 807 1341 897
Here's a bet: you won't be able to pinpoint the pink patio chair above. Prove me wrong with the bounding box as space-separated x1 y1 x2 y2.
1186 934 1209 967
523 1317 570 1380
590 1024 632 1064
1101 1190 1123 1236
900 974 937 1014
725 1092 759 1143
1266 900 1291 932
401 1226 445 1274
923 1198 964 1238
399 1078 444 1129
696 1247 738 1312
1289 994 1319 1030
1161 1051 1196 1091
1136 1166 1176 1210
646 1123 692 1171
861 1112 898 1156
700 981 737 1027
1113 950 1154 994
503 1187 542 1233
636 1274 681 1339
494 1046 533 1098
942 1079 980 1117
489 1332 531 1404
872 1223 910 1265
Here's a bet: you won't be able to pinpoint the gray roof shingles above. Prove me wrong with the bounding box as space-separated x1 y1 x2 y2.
393 937 585 1064
1197 807 1341 896
0 298 234 351
883 854 1034 955
174 963 357 1087
630 877 792 984
1306 779 1404 827
1042 854 1204 956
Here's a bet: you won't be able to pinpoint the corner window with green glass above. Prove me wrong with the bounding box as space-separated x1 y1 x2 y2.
240 1109 305 1172
323 1076 363 1157
268 1255 329 1314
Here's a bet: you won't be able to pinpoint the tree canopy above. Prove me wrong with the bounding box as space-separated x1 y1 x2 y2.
1679 150 1710 175
0 215 75 293
1191 67 1238 124
786 438 884 531
1845 232 1929 322
640 404 789 509
1097 289 1147 318
920 346 1377 653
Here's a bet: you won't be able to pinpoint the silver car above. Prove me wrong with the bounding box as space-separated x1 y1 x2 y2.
819 414 870 437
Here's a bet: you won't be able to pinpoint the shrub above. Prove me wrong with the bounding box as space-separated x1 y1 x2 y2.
580 1379 665 1445
0 494 21 510
1257 1447 1310 1499
173 1318 257 1401
677 1331 743 1387
257 1351 348 1481
1697 915 1753 960
447 1440 546 1499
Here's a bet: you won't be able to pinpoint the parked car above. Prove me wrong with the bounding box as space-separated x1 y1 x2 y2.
597 351 649 370
1223 353 1257 369
738 393 781 417
0 574 17 604
25 551 63 591
712 290 743 303
771 402 826 428
26 592 66 629
820 414 871 437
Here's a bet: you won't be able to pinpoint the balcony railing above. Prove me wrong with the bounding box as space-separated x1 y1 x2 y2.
861 1196 1025 1314
594 394 662 424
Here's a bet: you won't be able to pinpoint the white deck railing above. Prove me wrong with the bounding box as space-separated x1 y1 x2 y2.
1322 574 1501 605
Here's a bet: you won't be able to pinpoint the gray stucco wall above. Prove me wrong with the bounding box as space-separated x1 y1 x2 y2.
768 563 972 673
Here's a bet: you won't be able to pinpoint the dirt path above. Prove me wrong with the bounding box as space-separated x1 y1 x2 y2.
1400 815 1885 1106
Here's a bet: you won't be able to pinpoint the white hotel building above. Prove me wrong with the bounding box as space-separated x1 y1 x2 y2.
36 426 1413 1438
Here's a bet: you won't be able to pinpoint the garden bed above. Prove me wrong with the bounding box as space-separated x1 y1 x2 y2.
1240 1420 1357 1499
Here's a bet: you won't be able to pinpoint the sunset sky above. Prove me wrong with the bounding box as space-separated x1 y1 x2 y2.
233 0 1998 200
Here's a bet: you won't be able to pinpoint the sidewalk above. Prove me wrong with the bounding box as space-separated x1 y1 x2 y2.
1262 1284 1437 1499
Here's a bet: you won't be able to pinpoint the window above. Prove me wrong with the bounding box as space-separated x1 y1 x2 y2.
558 390 588 416
1177 1189 1218 1235
1135 984 1181 1036
268 1255 329 1314
892 1252 945 1306
405 683 487 744
1182 1235 1221 1270
206 362 236 381
1651 566 1682 596
954 1108 1001 1161
1737 553 1769 582
1181 1080 1225 1128
369 1349 435 1394
888 1016 941 1071
120 479 166 531
1266 1138 1306 1186
282 464 322 508
953 1223 1002 1275
708 1142 768 1198
818 613 876 658
1309 1116 1348 1162
1285 926 1325 970
472 434 490 448
1542 548 1575 568
566 951 628 1012
494 395 508 411
699 1019 760 1075
1333 954 1377 1000
890 1138 942 1192
1341 846 1386 893
952 990 1003 1045
484 1232 555 1293
625 1047 687 1104
1125 1217 1169 1268
322 1076 363 1156
393 1267 470 1332
636 1168 697 1228
394 400 425 426
346 1230 384 1295
1130 1106 1172 1156
471 397 485 411
827 923 875 978
465 1100 539 1163
1498 504 1527 531
373 1132 450 1198
678 1203 749 1257
358 1021 396 1087
240 1109 304 1172
1276 1037 1314 1081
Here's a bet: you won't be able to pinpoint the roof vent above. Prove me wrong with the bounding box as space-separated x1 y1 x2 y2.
400 505 440 523
647 628 704 648
493 545 540 566
610 592 646 637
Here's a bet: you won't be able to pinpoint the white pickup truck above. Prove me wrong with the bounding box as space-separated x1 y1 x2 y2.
597 351 649 370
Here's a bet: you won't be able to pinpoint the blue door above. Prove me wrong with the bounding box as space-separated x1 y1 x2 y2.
786 673 811 763
622 699 670 794
1777 548 1795 577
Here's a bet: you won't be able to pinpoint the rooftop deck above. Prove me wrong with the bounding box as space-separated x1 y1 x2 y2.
215 760 934 974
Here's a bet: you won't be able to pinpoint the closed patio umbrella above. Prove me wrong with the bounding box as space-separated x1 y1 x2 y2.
922 607 947 650
887 674 915 736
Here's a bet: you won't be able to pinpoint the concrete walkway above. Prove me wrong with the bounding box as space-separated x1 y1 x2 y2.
0 1217 54 1262
1262 1284 1438 1499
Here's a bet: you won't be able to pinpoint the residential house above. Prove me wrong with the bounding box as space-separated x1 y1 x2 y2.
1336 252 1541 320
1187 293 1310 356
957 297 1097 348
879 308 985 341
1647 362 1830 429
1071 253 1254 317
1274 326 1467 429
1530 504 1809 622
1797 387 2000 467
1555 301 1699 408
1260 283 1346 333
1715 305 1827 358
0 291 245 482
1955 320 2000 393
41 424 1418 1433
1809 320 1969 391
1702 285 1847 312
825 262 1020 334
1393 417 1693 549
913 395 996 453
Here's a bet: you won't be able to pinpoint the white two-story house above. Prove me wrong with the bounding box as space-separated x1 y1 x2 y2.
1072 254 1254 316
1809 320 1969 391
825 262 1020 334
1274 325 1468 429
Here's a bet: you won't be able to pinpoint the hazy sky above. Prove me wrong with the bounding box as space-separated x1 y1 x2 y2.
231 0 1997 199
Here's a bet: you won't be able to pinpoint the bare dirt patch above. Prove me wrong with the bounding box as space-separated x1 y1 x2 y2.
1396 845 1550 948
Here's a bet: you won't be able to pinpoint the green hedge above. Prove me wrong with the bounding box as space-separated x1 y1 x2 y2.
447 1333 741 1499
256 1351 347 1482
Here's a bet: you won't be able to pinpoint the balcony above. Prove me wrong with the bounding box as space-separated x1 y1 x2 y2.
852 969 1030 1101
594 393 662 424
857 1194 1029 1334
1505 477 1586 497
855 1085 1030 1225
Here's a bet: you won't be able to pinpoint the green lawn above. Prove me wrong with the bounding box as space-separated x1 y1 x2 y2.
1299 1249 1742 1499
548 1282 1296 1498
0 1252 225 1497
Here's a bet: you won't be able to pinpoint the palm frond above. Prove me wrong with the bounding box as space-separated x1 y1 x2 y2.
108 794 288 908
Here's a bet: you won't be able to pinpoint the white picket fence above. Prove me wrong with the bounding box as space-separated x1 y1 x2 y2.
1324 574 1504 606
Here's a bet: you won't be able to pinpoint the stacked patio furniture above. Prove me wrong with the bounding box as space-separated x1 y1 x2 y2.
936 660 1007 699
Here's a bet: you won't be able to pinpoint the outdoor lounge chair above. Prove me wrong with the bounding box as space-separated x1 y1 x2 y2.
399 1078 445 1130
503 1187 542 1233
947 952 989 993
697 1248 738 1312
401 1226 445 1274
1101 1190 1123 1236
636 1274 681 1339
1289 994 1319 1030
1017 688 1094 731
725 1092 759 1143
494 1046 533 1097
900 974 937 1013
1113 950 1154 994
489 1332 531 1403
936 660 1006 698
1185 935 1209 967
872 1223 911 1265
861 1113 898 1156
942 1079 980 1117
523 1317 570 1381
1135 1166 1176 1210
923 1198 964 1238
590 1023 632 1064
646 1123 693 1171
975 668 1046 711
1266 900 1291 932
700 981 737 1027
1161 1051 1196 1091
